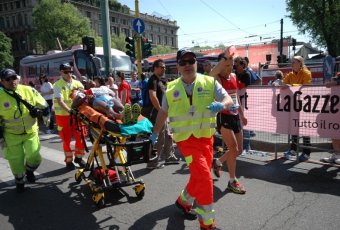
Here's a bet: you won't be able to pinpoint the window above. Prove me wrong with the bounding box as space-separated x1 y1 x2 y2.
157 35 161 44
164 36 168 45
24 14 28 25
12 15 16 27
149 25 153 30
20 36 26 51
98 14 101 20
0 17 4 29
99 24 102 36
157 27 160 32
6 17 10 27
86 11 91 18
149 34 154 43
120 19 128 25
164 28 167 33
111 26 118 35
171 30 174 35
12 39 19 51
16 1 20 8
111 17 116 23
22 0 26 7
171 37 174 46
18 13 23 26
0 4 2 12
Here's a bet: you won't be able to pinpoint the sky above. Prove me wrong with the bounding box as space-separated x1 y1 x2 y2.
119 0 316 50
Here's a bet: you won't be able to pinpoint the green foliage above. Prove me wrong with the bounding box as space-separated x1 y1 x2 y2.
0 31 14 69
71 0 129 12
32 0 92 52
151 45 177 55
111 34 128 51
192 45 213 51
286 0 340 56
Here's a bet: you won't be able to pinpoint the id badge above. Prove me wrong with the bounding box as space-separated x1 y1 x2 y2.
188 105 196 116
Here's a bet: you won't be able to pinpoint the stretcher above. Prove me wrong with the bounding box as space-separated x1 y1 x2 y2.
72 102 155 208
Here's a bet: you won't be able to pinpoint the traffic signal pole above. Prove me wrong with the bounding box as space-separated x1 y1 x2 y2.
100 0 112 77
135 0 142 80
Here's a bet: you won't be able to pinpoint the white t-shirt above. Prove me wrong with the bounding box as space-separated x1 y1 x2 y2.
128 79 141 99
41 82 53 100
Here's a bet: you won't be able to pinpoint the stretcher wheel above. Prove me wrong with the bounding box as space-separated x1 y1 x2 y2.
133 184 145 199
96 197 105 209
136 189 145 199
75 173 82 184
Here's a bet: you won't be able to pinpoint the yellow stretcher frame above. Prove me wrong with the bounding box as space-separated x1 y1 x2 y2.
72 108 155 208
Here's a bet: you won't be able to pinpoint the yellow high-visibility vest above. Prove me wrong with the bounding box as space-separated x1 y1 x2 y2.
0 85 46 134
54 78 83 116
166 74 216 142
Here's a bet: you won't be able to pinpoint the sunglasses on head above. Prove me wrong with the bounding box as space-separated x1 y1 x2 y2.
178 58 196 66
5 75 18 82
62 70 73 74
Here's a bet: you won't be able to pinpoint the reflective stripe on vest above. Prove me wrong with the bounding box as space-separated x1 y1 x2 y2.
166 74 216 142
171 123 215 134
5 118 35 130
4 116 33 123
169 111 213 122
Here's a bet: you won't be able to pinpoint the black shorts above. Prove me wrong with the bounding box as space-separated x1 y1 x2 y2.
216 113 241 134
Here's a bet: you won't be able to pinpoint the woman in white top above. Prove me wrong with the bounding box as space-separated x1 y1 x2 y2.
40 74 54 133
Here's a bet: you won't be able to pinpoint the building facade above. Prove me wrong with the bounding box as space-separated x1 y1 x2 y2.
0 0 179 71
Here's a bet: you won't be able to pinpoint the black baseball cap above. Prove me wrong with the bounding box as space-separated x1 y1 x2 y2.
0 68 17 80
60 63 72 71
176 49 196 62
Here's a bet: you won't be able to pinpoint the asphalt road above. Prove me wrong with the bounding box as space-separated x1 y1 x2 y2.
1 127 340 230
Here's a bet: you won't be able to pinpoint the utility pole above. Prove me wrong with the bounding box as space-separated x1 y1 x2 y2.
280 18 283 59
100 0 112 77
135 0 142 80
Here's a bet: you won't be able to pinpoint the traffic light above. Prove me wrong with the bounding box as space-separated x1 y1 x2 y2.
292 38 297 50
125 36 135 58
277 55 282 63
141 37 152 58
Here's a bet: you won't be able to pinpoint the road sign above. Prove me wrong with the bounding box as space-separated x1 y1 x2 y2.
323 55 334 80
133 18 145 34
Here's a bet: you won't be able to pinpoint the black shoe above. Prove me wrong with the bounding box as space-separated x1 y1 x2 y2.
16 183 25 193
164 157 181 165
26 170 36 183
175 198 197 220
66 162 76 170
74 158 86 168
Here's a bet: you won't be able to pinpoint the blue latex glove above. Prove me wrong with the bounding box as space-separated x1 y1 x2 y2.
206 102 224 114
150 133 159 146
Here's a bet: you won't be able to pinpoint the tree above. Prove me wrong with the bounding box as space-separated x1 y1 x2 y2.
151 45 177 55
286 0 340 57
0 31 14 69
32 0 92 52
111 34 127 51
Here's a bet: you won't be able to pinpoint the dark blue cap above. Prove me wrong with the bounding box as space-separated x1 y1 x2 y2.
59 63 72 71
176 49 196 62
0 68 17 79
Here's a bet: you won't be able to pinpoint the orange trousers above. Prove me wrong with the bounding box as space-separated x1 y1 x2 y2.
176 135 214 206
55 115 86 163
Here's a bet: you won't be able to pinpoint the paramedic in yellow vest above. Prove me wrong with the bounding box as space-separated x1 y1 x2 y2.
149 49 234 230
53 63 86 170
0 68 50 192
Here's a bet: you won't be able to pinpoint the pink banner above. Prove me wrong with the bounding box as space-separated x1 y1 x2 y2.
239 86 340 139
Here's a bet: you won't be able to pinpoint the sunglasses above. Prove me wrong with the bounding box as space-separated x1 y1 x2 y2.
178 58 196 66
62 70 73 74
5 75 18 82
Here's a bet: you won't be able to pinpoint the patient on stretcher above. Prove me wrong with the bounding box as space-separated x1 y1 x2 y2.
71 78 141 124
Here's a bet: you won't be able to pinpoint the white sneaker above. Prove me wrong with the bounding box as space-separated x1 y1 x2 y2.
323 153 340 164
45 129 54 134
